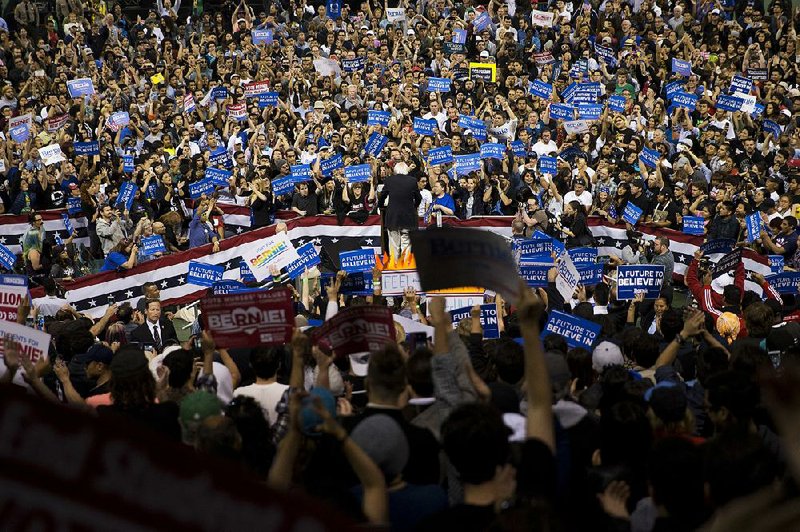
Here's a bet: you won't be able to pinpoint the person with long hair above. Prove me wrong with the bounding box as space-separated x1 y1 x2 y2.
558 200 594 248
99 238 138 272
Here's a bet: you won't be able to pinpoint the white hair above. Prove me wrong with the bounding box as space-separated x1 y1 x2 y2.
394 162 410 175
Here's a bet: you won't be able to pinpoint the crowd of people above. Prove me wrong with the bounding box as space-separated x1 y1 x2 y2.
2 0 800 529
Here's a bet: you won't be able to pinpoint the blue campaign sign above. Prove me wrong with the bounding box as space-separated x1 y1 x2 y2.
700 239 735 255
122 155 134 173
286 242 322 279
715 94 744 112
272 176 295 196
9 124 30 142
427 77 452 92
364 132 388 156
140 235 167 256
251 28 274 44
0 243 16 270
608 95 626 113
73 141 100 156
576 263 604 286
413 117 437 136
212 280 257 295
457 115 487 139
0 274 27 287
449 304 500 339
455 153 481 175
240 260 257 282
339 249 376 273
116 181 136 210
664 80 685 100
766 272 800 294
342 57 366 72
617 264 665 300
187 261 224 287
321 153 344 176
427 146 453 166
569 83 601 104
109 111 130 128
622 202 643 226
594 42 617 67
209 150 233 169
205 167 232 187
682 216 705 235
257 92 279 107
67 197 82 215
210 86 229 101
326 0 341 19
453 29 467 44
672 58 692 77
189 178 215 199
543 310 601 350
345 164 372 183
325 271 373 296
510 141 526 157
769 255 784 274
367 110 391 126
763 120 782 137
549 103 575 121
672 92 698 111
568 247 598 265
577 104 603 120
729 75 753 95
539 156 558 174
746 212 762 243
751 104 765 119
520 264 551 287
639 147 660 169
67 78 95 98
480 143 505 160
62 213 73 235
472 11 491 31
529 79 553 99
290 164 312 183
561 82 577 102
570 59 588 79
516 238 552 259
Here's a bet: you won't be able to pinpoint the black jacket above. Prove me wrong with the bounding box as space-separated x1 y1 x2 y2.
378 174 422 230
130 318 177 348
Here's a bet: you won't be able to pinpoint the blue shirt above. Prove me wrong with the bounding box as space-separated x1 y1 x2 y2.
432 193 455 213
100 251 127 271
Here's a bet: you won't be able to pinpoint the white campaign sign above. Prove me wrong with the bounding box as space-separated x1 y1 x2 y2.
239 232 300 282
38 144 66 166
556 254 580 302
386 7 406 21
0 320 51 363
531 9 554 27
380 270 422 296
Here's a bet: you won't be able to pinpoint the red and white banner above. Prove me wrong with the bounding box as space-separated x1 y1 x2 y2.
311 305 396 355
201 288 294 348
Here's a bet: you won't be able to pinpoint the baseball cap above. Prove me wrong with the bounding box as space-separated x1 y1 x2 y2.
631 178 645 189
645 381 687 423
180 391 223 427
68 182 78 190
406 29 415 35
349 351 371 377
85 343 114 365
678 138 694 148
313 101 325 109
351 414 409 481
788 88 800 99
592 341 624 373
479 50 490 58
711 8 721 14
574 178 587 187
110 347 148 379
767 321 800 352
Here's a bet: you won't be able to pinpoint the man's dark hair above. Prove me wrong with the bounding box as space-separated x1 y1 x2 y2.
722 285 742 307
594 282 610 306
784 216 798 229
250 346 282 380
649 437 708 528
142 281 158 295
366 345 407 400
696 346 729 386
543 334 568 355
704 431 777 508
163 349 194 388
659 309 682 342
442 403 511 485
406 348 434 397
743 302 774 338
599 401 652 468
632 334 660 369
116 303 133 324
705 370 759 430
494 340 524 385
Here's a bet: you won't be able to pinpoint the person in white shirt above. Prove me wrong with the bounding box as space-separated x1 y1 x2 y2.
417 175 433 216
233 347 289 426
563 178 593 209
532 129 558 158
422 98 447 131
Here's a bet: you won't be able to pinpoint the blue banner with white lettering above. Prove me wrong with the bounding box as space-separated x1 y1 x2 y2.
413 117 437 136
769 255 784 274
639 147 660 169
763 120 782 137
343 57 366 72
209 150 233 169
212 280 258 295
594 42 617 67
622 202 643 226
671 58 692 77
568 83 601 104
472 11 491 31
257 92 279 107
449 304 500 339
122 155 134 173
510 141 526 158
240 260 257 283
339 249 376 273
516 238 553 260
115 181 136 210
715 94 744 112
453 29 467 44
543 310 601 349
576 263 604 286
67 197 82 215
286 242 322 280
617 264 665 299
367 110 391 126
321 153 344 176
480 143 505 160
345 164 372 183
664 80 685 100
549 103 575 121
672 92 698 111
210 87 229 101
251 29 273 45
62 213 73 236
290 164 312 183
766 272 800 294
0 243 16 270
700 239 735 255
568 247 597 265
73 141 100 156
746 212 762 243
427 146 454 166
608 95 626 113
455 153 481 175
205 167 232 187
187 261 224 287
189 178 215 199
729 75 753 95
140 235 167 256
325 0 341 19
457 115 487 140
364 132 388 157
529 79 553 99
323 271 373 296
9 124 30 143
578 104 603 120
539 156 558 174
272 176 295 196
682 216 705 235
520 264 551 287
427 77 452 92
67 78 95 98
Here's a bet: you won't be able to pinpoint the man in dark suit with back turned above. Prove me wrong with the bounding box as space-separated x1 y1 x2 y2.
378 162 422 257
130 299 177 353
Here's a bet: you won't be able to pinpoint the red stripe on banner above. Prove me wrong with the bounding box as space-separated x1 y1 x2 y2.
586 217 705 246
0 208 82 225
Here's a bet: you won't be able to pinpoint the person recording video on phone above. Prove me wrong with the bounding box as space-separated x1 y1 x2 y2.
130 299 177 354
